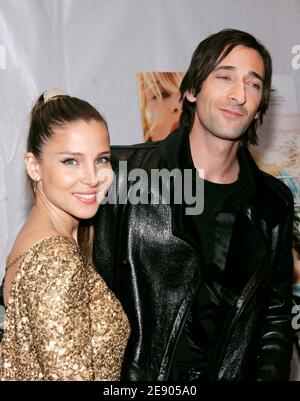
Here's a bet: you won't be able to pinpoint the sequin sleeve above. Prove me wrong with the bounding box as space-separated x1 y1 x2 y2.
0 278 4 344
27 241 94 381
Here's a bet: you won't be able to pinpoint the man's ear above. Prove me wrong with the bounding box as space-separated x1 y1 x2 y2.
24 152 41 181
185 91 197 103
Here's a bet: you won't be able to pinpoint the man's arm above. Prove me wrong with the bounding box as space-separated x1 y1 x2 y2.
256 198 294 380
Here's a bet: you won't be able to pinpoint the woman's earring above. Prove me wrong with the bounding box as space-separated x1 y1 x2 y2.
33 179 39 195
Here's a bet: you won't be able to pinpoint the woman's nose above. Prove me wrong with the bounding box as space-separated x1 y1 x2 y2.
82 164 99 187
172 95 182 113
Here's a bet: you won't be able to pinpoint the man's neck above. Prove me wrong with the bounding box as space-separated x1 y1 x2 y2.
189 128 240 184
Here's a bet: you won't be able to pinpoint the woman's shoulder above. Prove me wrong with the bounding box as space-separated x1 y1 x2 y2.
20 236 86 293
10 231 78 260
28 235 81 265
4 234 85 311
10 227 75 257
9 233 83 278
33 235 79 256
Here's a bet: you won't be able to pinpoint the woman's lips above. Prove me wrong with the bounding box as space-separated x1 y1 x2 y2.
73 192 97 204
171 120 179 132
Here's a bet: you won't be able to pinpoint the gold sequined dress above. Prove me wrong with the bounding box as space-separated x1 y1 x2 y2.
0 236 130 381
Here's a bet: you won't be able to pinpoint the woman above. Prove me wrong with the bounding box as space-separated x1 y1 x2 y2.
0 89 130 381
137 72 184 142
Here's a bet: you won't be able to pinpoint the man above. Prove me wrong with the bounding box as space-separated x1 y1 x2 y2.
93 29 294 381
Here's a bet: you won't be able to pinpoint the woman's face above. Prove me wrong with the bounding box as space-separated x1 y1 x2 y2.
144 83 182 141
34 119 113 220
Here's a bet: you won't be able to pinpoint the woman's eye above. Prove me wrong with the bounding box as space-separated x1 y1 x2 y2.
96 157 111 165
161 91 170 99
62 158 78 166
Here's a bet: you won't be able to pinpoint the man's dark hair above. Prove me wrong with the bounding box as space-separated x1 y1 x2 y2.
179 29 272 146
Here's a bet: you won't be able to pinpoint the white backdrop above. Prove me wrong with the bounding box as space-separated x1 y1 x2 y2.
1 0 300 280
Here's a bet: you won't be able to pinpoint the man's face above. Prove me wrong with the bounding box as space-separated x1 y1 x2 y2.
187 45 265 142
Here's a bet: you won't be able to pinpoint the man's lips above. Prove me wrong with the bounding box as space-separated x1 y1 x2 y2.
219 108 244 117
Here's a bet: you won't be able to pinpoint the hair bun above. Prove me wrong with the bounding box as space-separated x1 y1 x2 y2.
43 88 68 104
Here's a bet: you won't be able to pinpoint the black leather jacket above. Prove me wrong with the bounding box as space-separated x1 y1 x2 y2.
93 128 294 381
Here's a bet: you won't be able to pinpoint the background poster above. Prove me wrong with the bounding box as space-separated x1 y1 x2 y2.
137 72 184 141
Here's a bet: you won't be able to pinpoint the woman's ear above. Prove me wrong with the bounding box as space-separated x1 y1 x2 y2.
24 152 41 181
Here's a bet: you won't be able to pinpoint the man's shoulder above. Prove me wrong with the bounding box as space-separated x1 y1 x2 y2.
241 147 294 211
254 169 294 226
260 170 294 207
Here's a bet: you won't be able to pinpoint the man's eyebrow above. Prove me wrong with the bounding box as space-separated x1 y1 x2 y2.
213 65 264 82
213 65 236 73
249 71 264 82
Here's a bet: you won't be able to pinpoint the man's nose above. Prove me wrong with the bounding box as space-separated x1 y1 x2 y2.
228 80 246 105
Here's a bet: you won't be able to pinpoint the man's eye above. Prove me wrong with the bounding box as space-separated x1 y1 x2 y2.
217 75 231 81
62 158 78 166
248 82 261 90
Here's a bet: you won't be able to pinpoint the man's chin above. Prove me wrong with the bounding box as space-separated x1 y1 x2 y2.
212 132 244 142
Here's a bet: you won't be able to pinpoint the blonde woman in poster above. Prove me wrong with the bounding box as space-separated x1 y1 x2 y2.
137 72 184 142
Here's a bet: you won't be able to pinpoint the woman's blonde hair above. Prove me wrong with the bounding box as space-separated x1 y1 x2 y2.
137 72 184 141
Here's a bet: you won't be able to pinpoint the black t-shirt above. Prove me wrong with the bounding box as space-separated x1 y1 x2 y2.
191 177 241 266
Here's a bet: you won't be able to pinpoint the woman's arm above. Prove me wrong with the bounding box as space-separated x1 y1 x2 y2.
28 241 94 381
